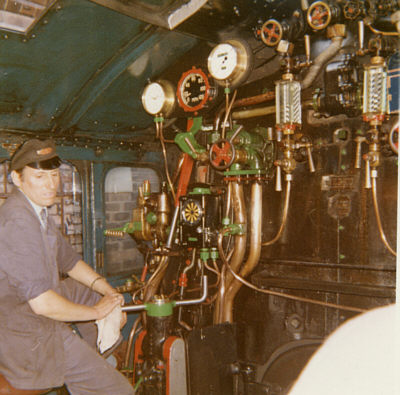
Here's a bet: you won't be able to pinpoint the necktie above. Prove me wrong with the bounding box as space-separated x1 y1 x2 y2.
40 208 47 229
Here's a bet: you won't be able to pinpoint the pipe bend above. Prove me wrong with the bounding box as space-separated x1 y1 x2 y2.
223 182 262 322
301 36 344 89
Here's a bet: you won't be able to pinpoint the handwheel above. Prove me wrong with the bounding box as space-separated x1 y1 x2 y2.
260 19 283 46
307 1 332 30
209 139 235 170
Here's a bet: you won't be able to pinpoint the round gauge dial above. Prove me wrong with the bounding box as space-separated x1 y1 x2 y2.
141 80 175 116
207 39 252 87
208 43 238 81
182 199 202 226
177 67 211 112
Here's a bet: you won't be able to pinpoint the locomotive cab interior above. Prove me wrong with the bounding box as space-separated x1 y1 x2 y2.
0 0 398 394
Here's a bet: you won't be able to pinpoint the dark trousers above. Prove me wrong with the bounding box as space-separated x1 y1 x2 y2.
59 279 133 395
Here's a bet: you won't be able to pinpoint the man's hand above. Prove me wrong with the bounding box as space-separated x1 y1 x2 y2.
93 293 124 320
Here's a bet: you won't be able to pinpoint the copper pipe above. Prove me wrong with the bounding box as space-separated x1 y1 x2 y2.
365 20 399 36
215 182 247 324
262 178 291 246
224 182 247 290
214 90 275 131
224 182 232 218
221 90 238 139
172 153 185 184
143 254 169 302
158 122 176 202
223 256 367 313
232 105 276 120
214 228 230 324
123 316 142 370
371 176 396 256
223 182 262 323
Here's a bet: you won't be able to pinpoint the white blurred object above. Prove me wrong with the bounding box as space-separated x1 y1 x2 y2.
96 305 123 354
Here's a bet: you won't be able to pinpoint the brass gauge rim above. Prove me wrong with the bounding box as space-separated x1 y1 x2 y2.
208 39 253 88
141 80 176 117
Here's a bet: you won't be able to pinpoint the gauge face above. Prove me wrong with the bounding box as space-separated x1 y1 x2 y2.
141 80 176 116
177 67 210 112
208 43 238 81
182 199 202 226
207 40 253 88
142 82 166 115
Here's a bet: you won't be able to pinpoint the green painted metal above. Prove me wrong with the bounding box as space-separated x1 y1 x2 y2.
146 212 157 225
146 299 176 317
223 223 246 236
189 187 211 195
174 117 205 159
210 248 219 260
199 248 210 262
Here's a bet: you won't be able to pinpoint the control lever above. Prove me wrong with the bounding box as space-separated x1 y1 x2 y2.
357 20 365 55
354 135 366 169
275 162 282 192
364 154 372 189
305 144 315 173
295 141 315 173
121 276 208 312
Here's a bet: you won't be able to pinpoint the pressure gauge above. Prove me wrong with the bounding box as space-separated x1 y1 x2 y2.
177 67 213 113
141 80 175 117
181 199 202 225
207 39 252 87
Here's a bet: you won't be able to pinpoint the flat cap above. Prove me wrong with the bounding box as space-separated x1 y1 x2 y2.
10 139 61 171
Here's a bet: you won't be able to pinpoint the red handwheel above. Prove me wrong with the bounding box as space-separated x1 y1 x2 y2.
209 139 236 170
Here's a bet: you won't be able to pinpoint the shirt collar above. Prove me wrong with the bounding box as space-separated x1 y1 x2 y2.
18 188 47 227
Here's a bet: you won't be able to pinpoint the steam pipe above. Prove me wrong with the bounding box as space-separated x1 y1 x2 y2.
215 182 247 324
175 276 208 306
122 276 208 312
262 176 292 246
301 36 344 89
123 316 142 369
143 205 180 302
214 91 275 130
221 90 237 139
223 182 262 323
178 249 197 324
371 176 396 256
223 182 247 292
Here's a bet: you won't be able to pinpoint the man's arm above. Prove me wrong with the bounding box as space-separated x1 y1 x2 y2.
28 289 122 321
67 260 117 296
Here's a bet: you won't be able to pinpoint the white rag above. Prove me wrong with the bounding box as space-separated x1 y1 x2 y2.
95 305 123 354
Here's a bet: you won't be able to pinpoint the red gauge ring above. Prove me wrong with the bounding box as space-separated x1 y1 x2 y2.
209 139 236 170
176 67 210 113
